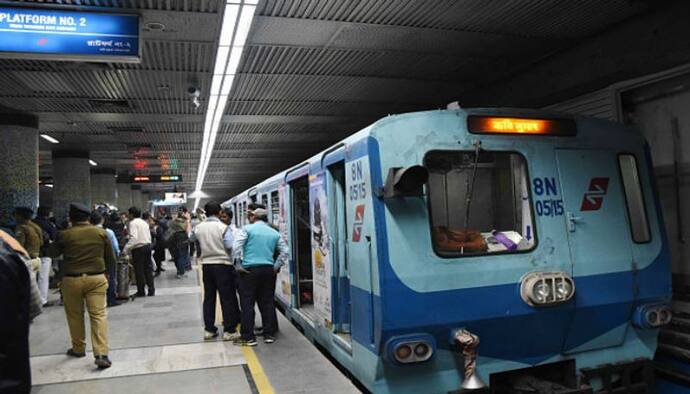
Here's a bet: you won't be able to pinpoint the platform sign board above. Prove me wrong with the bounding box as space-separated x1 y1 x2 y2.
309 172 332 327
132 175 182 183
0 7 140 62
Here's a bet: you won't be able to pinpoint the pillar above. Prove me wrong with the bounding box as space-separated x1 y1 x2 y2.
52 150 91 225
141 191 150 212
131 185 142 210
116 183 132 212
91 168 117 207
0 112 39 228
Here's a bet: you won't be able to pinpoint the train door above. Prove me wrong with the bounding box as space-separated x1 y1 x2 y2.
328 160 352 341
556 149 635 351
290 175 314 318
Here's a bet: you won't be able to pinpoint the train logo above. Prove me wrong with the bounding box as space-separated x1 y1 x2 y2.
580 177 610 211
352 204 365 242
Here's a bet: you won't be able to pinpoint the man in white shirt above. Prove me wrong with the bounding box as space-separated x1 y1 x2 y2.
191 202 241 341
123 207 155 297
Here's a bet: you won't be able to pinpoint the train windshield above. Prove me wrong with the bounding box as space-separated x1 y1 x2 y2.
425 150 536 257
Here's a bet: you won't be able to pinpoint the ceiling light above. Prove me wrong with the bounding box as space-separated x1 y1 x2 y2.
44 183 53 188
193 1 257 208
40 134 59 144
89 159 98 166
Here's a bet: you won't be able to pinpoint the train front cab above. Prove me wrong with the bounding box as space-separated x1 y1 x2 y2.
353 110 670 393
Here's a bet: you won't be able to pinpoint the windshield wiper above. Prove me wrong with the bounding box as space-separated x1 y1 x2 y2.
463 140 482 233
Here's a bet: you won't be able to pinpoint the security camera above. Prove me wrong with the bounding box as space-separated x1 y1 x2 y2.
187 86 200 97
187 87 201 108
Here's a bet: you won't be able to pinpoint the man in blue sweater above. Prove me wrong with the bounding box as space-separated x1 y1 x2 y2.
233 208 288 346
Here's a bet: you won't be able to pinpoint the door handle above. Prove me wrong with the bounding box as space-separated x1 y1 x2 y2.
567 211 583 232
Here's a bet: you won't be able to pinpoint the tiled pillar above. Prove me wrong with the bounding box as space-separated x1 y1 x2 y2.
91 168 117 207
116 180 132 212
52 151 91 225
141 191 150 213
0 122 39 229
131 185 142 210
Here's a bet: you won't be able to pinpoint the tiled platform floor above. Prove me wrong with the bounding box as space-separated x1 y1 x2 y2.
30 259 360 393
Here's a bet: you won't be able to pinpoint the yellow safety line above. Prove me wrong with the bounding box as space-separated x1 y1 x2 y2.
196 261 275 394
241 346 276 394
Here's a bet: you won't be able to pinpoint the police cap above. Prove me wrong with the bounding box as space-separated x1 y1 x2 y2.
14 206 34 216
69 203 91 216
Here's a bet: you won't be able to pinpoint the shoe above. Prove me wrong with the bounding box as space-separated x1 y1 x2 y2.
223 332 241 341
94 355 112 369
42 301 55 307
175 274 182 279
154 271 161 277
107 301 121 307
204 330 219 340
147 290 155 296
159 267 166 272
66 348 86 358
264 335 275 344
135 292 146 298
234 338 258 347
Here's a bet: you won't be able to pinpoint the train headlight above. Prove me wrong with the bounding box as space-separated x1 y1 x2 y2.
633 303 672 329
520 272 575 307
386 334 436 365
395 344 412 360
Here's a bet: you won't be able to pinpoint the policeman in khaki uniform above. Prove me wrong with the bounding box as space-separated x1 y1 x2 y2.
13 207 43 260
49 203 116 369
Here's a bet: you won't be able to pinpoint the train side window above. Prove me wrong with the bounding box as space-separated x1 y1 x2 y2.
261 193 268 209
425 150 536 257
270 190 280 224
618 154 651 243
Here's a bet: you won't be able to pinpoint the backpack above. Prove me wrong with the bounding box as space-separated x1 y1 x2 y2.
162 228 175 247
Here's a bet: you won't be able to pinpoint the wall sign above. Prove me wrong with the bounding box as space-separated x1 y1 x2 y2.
0 7 140 62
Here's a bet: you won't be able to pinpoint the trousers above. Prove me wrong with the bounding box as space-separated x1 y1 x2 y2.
61 274 109 355
238 265 277 341
131 245 154 296
106 260 117 305
202 264 241 333
38 257 51 305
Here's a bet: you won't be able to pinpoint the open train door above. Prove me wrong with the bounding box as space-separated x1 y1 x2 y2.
555 149 636 353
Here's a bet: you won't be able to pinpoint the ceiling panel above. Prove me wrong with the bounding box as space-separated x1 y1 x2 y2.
0 0 653 201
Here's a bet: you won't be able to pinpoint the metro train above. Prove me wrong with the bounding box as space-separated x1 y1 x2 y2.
223 108 672 393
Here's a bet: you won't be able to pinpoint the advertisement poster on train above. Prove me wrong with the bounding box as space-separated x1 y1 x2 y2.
310 173 332 326
275 184 291 304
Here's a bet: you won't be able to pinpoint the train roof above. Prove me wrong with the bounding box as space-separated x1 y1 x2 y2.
223 107 641 203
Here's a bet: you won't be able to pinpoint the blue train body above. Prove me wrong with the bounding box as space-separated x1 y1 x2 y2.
224 108 672 393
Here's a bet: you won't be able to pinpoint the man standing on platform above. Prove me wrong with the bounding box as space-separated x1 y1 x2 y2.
89 211 121 307
123 207 155 297
13 207 43 261
33 207 57 307
48 203 115 369
191 202 241 341
233 207 288 346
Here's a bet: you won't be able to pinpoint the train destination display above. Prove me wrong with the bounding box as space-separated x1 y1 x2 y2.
0 7 139 62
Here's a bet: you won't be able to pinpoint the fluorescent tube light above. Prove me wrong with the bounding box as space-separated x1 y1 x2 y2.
194 1 256 203
89 160 98 166
40 134 59 144
233 6 256 47
218 4 239 46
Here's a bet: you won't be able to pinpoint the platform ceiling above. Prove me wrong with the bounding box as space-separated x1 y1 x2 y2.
0 0 654 201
